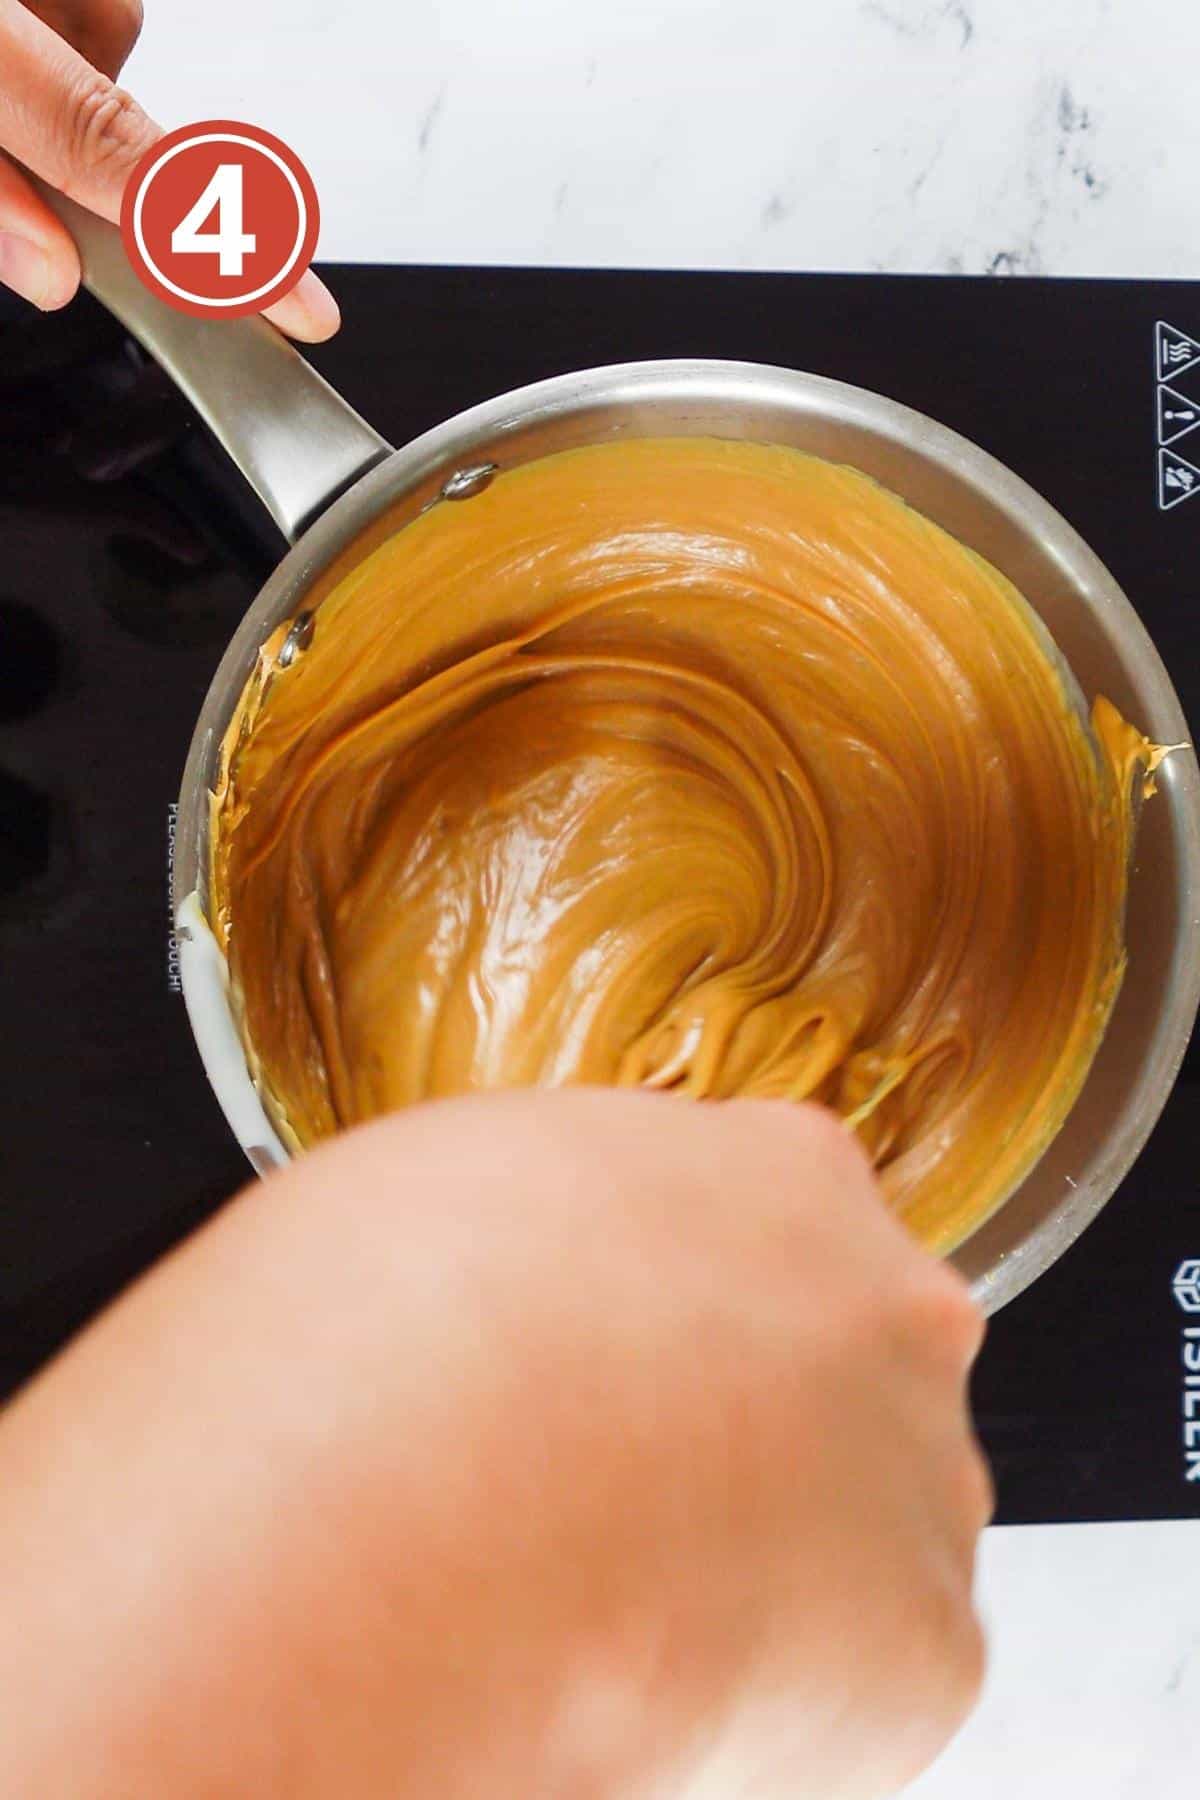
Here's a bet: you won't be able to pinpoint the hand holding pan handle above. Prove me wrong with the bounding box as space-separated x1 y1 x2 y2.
34 184 393 543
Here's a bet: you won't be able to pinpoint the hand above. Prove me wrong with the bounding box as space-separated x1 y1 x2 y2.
0 1092 990 1798
0 0 339 338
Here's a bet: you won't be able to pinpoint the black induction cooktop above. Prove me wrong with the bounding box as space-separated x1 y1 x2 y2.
2 264 1199 1524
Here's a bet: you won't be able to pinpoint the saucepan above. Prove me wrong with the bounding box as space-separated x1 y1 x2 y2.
51 195 1200 1314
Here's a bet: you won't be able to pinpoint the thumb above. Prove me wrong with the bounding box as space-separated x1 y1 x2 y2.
0 0 159 222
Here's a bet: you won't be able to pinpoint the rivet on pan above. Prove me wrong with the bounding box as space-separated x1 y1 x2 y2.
441 462 499 501
278 610 316 667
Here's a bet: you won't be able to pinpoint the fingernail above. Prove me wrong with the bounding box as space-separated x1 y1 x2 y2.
276 268 342 342
0 232 56 308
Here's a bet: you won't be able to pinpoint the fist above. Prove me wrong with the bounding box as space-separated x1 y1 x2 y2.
0 1091 990 1798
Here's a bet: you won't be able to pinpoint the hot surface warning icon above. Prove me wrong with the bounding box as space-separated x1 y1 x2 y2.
1157 321 1200 384
1159 446 1200 511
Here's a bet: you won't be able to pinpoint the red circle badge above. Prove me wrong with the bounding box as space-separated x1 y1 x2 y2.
120 121 320 318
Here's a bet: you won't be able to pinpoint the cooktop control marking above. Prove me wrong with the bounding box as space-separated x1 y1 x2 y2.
1157 322 1200 383
1158 384 1200 448
1159 446 1200 511
1156 324 1200 509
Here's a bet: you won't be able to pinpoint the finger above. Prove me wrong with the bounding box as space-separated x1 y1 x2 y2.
0 149 79 308
18 0 144 80
0 0 158 224
0 4 339 340
920 1262 987 1373
262 267 341 343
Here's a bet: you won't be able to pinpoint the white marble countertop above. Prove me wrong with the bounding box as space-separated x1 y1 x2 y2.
126 3 1200 1791
130 0 1197 282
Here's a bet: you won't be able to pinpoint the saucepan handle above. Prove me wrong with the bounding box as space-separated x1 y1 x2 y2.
37 188 393 542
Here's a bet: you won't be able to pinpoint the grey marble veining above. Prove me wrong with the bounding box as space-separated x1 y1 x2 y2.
860 0 977 52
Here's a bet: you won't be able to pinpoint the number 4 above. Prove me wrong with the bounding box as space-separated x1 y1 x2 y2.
171 164 256 277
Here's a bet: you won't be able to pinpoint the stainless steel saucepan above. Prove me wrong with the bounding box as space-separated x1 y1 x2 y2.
53 196 1200 1314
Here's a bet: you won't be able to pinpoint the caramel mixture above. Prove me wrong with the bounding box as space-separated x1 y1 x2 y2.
211 438 1153 1251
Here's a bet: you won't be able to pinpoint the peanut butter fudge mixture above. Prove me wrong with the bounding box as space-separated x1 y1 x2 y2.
210 439 1155 1250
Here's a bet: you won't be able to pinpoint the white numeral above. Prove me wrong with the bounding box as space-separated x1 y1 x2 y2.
171 164 256 277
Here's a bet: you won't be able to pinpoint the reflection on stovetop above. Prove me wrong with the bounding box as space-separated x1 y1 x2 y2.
1 288 274 1388
1 266 1198 1525
0 292 278 926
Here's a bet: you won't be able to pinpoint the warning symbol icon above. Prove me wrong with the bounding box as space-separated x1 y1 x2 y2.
1158 384 1200 447
1157 321 1200 383
1159 446 1200 511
